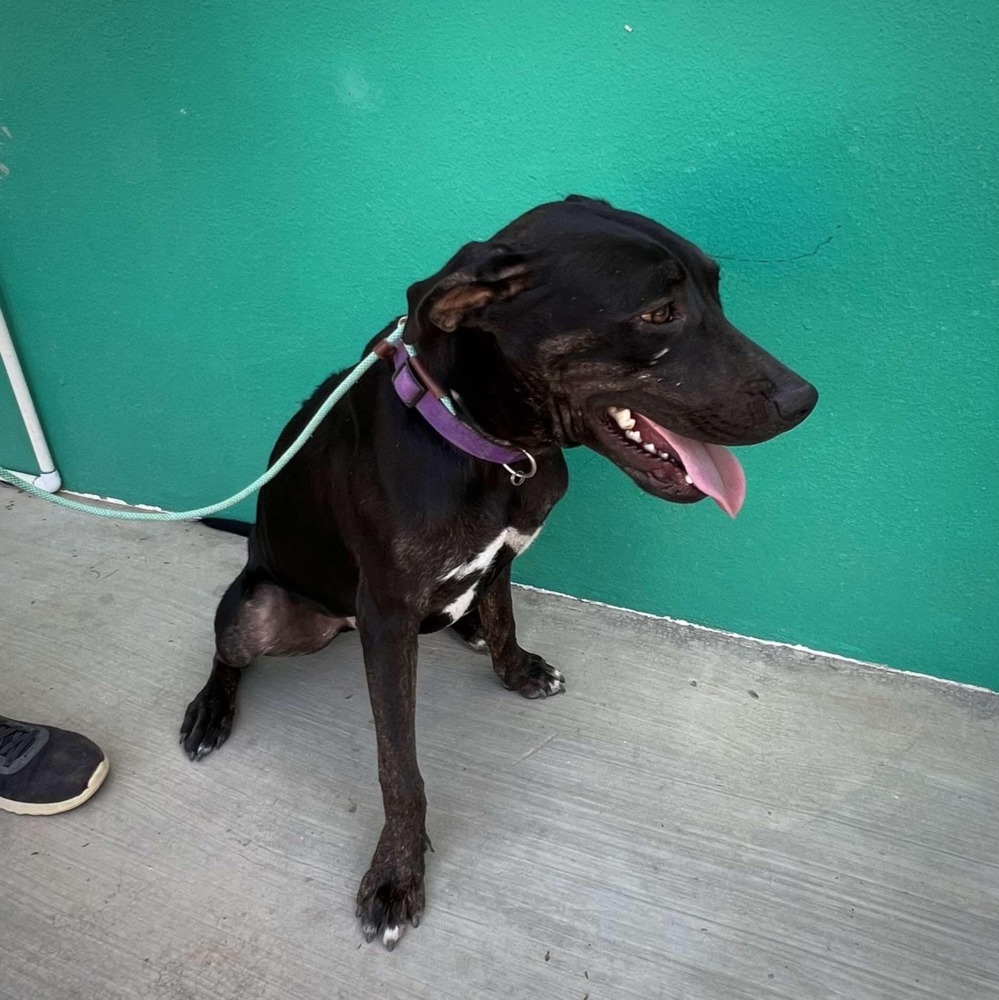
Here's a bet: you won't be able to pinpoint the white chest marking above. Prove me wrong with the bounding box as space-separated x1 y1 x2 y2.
440 533 508 582
442 585 479 624
440 526 542 583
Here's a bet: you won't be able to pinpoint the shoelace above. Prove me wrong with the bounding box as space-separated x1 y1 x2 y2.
0 722 36 767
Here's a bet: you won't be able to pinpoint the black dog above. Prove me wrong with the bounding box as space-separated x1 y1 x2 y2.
181 195 817 948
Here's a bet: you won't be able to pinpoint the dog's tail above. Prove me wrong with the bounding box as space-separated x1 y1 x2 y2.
201 517 254 537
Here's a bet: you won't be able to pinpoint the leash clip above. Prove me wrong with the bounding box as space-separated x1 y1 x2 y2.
503 450 537 486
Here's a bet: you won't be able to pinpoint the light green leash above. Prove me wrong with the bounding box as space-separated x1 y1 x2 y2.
0 319 406 522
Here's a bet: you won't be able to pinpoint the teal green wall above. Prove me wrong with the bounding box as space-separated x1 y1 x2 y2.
2 2 996 688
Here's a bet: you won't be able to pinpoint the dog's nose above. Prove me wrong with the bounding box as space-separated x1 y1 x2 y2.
773 379 818 427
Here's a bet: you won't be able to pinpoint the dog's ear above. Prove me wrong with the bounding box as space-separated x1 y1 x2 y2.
404 241 531 343
564 193 613 208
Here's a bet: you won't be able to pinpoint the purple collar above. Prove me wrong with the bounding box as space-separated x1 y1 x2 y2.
373 324 537 486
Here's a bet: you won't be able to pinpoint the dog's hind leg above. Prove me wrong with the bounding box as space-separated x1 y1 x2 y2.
179 570 352 761
449 608 488 652
180 657 242 762
476 565 565 699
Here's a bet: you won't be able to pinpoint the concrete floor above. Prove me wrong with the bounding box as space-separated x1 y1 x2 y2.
1 489 997 1000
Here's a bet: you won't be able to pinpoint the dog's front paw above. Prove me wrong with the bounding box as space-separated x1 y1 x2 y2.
504 652 566 699
356 851 426 950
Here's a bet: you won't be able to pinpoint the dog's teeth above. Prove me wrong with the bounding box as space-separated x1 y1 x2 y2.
610 408 635 431
625 430 642 443
658 451 670 460
608 406 620 415
684 475 693 485
643 442 657 454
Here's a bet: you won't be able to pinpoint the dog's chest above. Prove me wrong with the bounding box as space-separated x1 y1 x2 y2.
423 524 542 626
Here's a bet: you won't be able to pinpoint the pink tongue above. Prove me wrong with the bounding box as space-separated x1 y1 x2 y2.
634 415 747 518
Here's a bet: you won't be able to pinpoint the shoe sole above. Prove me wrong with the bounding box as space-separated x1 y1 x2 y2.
0 755 109 816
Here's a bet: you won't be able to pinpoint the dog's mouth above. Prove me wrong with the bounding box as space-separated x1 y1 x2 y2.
593 406 747 517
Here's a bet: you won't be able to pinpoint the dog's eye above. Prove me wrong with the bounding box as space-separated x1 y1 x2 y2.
640 305 673 324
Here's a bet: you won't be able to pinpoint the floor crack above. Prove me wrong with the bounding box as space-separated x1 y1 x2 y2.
517 731 559 763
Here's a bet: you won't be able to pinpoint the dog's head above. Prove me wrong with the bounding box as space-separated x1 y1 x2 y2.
403 195 817 517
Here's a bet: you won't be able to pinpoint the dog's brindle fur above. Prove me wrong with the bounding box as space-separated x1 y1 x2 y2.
180 196 817 948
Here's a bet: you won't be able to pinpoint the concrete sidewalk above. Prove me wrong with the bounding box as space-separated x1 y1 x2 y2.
1 489 997 1000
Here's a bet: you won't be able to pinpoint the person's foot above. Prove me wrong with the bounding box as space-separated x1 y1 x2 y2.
0 716 109 815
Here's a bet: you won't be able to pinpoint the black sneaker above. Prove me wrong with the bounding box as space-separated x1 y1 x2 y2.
0 716 109 815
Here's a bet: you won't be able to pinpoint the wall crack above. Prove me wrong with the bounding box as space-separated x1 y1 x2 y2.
714 227 840 265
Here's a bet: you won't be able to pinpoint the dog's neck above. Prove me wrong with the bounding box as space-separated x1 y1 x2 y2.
411 327 565 452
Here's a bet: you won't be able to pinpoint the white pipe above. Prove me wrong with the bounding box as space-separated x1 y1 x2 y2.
0 302 62 492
